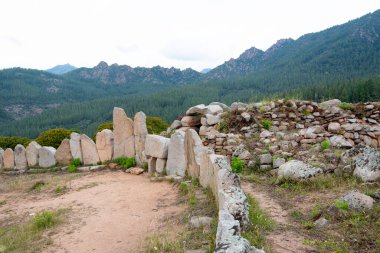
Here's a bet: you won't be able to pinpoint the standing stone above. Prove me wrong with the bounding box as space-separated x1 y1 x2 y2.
39 147 57 168
3 148 15 169
80 134 100 165
185 129 206 178
134 111 148 165
145 135 170 158
14 144 28 171
156 158 167 174
96 129 114 162
148 157 157 174
113 107 135 158
0 148 4 169
55 139 73 165
26 141 41 167
69 132 83 162
166 130 186 176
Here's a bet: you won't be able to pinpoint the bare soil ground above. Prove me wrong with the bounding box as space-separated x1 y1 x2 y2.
0 171 184 253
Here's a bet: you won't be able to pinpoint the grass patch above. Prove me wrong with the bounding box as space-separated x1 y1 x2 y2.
114 157 136 169
54 185 68 194
242 194 274 251
30 181 45 191
0 209 66 253
261 119 272 130
320 140 330 150
231 157 244 173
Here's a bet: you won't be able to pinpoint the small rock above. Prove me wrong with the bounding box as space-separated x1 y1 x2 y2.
259 154 272 165
314 217 328 228
130 167 144 175
273 157 286 169
340 190 374 210
278 160 323 181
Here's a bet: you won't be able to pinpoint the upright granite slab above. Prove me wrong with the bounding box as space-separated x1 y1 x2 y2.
39 147 57 168
0 148 4 169
3 148 15 169
96 129 114 162
113 107 135 158
14 144 27 171
81 134 100 165
56 139 73 165
69 132 83 162
134 111 148 165
166 130 186 176
26 141 41 167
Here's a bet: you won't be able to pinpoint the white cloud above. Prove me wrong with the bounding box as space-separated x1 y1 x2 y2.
0 0 378 71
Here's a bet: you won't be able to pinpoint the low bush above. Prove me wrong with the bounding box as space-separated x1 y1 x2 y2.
70 158 81 167
0 136 32 149
320 139 331 150
35 128 76 148
261 119 272 130
32 211 57 229
146 116 169 134
96 122 113 132
231 157 244 173
339 102 352 110
67 165 77 173
114 157 136 169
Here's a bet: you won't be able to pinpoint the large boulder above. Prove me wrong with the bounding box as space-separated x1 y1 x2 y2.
319 99 341 110
278 160 323 181
113 107 135 159
39 147 57 168
134 111 148 165
69 132 83 162
186 104 208 116
0 148 3 169
96 129 114 162
344 145 380 182
166 130 186 176
185 129 207 178
339 190 374 210
55 139 73 165
14 144 27 171
145 135 170 159
26 141 41 167
81 134 100 165
3 148 15 169
181 116 201 127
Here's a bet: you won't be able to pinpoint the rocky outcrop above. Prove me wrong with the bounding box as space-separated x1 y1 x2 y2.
113 107 135 158
14 144 27 171
3 148 15 169
134 112 148 165
166 130 186 176
56 139 73 165
26 141 41 167
81 134 100 165
69 132 83 162
39 147 57 168
96 129 114 162
278 160 323 181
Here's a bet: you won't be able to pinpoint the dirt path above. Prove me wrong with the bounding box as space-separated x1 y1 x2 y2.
0 171 184 253
241 182 314 253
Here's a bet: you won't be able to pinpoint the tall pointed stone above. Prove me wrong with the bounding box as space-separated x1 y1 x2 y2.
69 132 83 162
14 144 28 171
80 134 100 165
55 139 73 165
96 129 114 162
26 141 41 167
39 147 57 168
185 129 207 178
0 148 4 169
166 130 186 177
113 107 135 158
3 148 15 169
134 111 148 165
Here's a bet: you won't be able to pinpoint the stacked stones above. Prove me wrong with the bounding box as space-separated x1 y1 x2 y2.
145 134 170 175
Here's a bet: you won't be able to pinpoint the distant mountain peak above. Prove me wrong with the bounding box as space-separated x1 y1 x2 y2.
96 61 109 69
46 64 77 75
238 47 264 61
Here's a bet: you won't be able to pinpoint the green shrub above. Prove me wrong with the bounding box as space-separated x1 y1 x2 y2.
335 200 349 210
261 119 272 130
0 136 32 149
30 181 45 191
231 157 244 173
320 140 331 150
35 128 75 148
67 165 77 173
339 102 352 110
146 116 169 134
33 211 56 229
114 157 136 168
70 158 81 167
96 122 113 132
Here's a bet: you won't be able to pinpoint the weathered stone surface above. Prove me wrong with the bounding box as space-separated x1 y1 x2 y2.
273 157 286 169
314 217 328 227
80 134 100 165
170 120 182 130
181 116 201 127
190 216 212 228
329 135 353 148
69 132 82 162
0 148 3 169
340 190 374 210
319 99 341 110
186 104 208 115
207 104 223 115
96 129 114 162
148 157 157 174
156 158 167 174
241 112 251 122
55 139 73 165
3 148 15 169
328 122 341 133
113 107 135 159
145 135 170 159
353 146 380 182
206 114 220 125
129 167 144 175
210 102 229 110
134 111 148 165
26 141 41 167
167 130 186 176
185 129 206 178
14 144 27 171
259 154 272 165
39 147 57 168
278 160 323 181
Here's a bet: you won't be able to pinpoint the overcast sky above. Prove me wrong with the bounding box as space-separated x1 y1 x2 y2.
0 0 379 71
